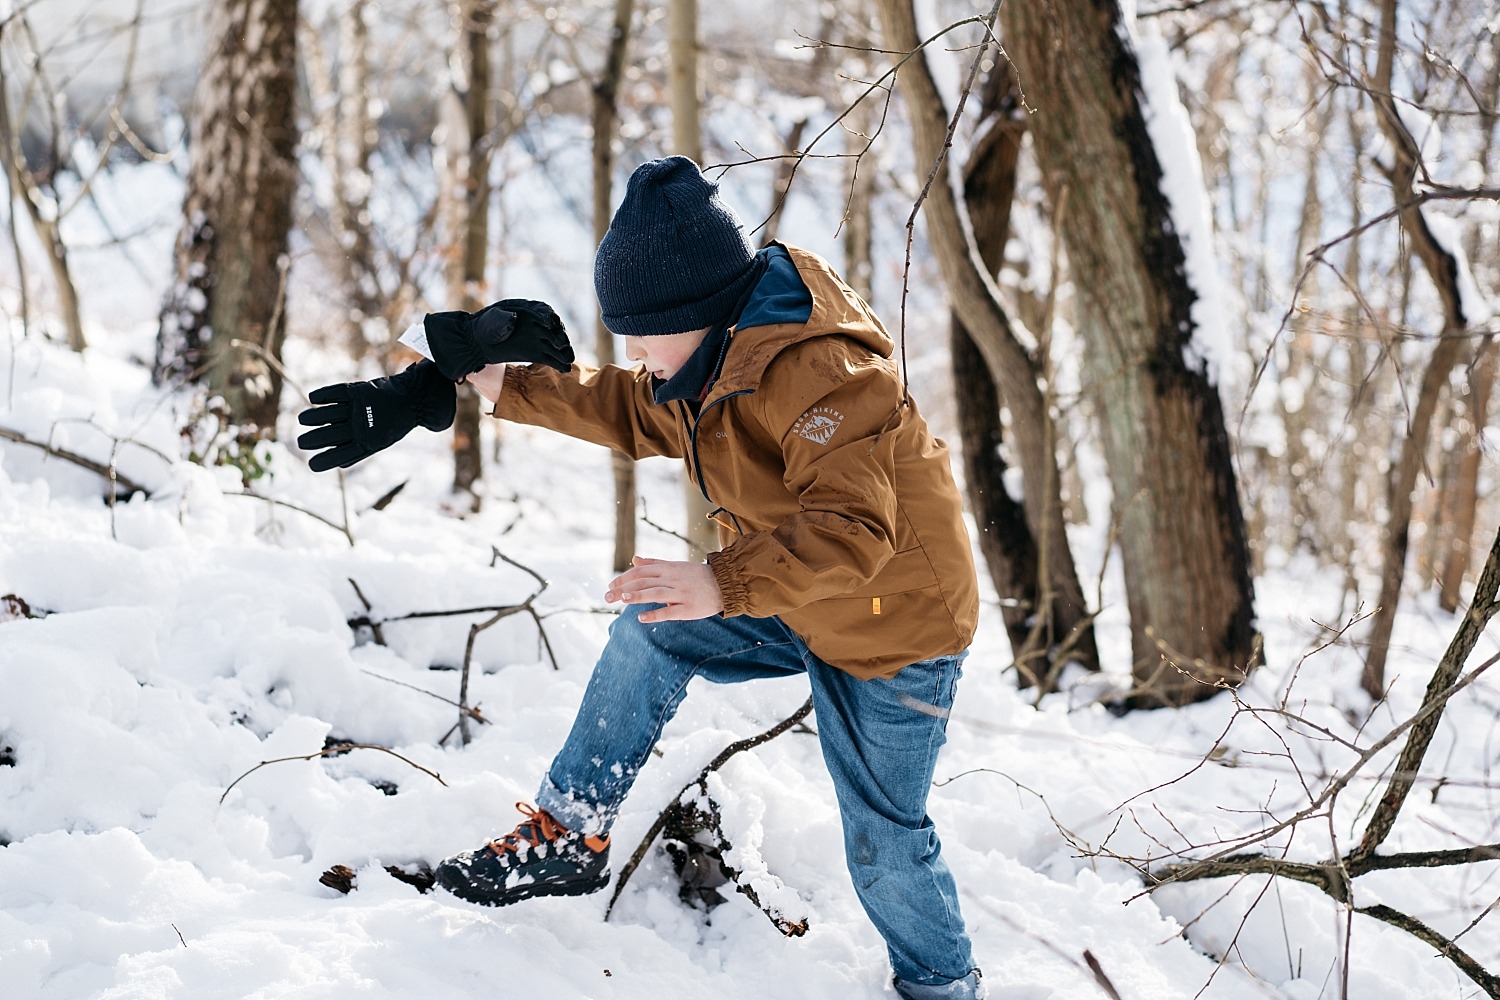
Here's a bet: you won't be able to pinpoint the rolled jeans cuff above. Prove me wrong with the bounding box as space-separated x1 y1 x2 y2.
893 969 986 1000
536 773 611 837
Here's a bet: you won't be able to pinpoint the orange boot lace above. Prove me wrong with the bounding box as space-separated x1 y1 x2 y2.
486 802 609 856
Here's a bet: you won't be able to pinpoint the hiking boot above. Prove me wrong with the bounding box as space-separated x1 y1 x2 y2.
433 802 610 906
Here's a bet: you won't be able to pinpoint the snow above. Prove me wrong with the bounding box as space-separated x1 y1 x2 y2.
1425 213 1495 328
2 11 1498 988
1124 8 1235 382
3 314 1499 1000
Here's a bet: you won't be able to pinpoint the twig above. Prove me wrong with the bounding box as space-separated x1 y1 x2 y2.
224 490 355 544
357 667 488 724
1132 528 1500 997
347 578 386 645
448 547 556 745
982 906 1126 999
219 743 447 805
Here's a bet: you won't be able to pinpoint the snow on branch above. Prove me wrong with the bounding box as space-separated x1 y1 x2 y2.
606 696 815 936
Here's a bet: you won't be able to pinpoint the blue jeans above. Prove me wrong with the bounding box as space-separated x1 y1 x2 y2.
536 603 980 994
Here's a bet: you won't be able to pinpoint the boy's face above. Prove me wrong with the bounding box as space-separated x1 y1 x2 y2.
623 328 710 381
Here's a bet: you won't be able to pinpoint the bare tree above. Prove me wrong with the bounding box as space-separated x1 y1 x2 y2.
668 0 718 560
592 0 640 573
871 0 1099 687
1356 0 1479 697
302 0 384 357
436 0 498 505
953 61 1100 685
1135 525 1500 998
996 0 1258 706
0 5 138 353
155 0 300 435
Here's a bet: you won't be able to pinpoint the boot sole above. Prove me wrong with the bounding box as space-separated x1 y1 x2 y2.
434 867 610 907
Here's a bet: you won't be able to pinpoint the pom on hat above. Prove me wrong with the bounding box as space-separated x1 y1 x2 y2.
594 156 759 336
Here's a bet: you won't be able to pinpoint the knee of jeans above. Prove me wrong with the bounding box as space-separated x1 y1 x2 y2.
846 826 940 889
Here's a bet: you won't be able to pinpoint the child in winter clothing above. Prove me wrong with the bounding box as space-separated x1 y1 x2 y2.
300 155 985 1000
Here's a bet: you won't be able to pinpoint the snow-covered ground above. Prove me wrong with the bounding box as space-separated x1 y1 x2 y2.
2 316 1498 999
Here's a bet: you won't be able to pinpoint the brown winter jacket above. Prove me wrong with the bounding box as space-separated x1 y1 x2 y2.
496 244 979 679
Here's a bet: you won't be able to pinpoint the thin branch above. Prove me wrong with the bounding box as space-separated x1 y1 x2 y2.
0 425 149 496
1355 904 1500 997
219 743 447 805
605 696 815 919
224 490 355 544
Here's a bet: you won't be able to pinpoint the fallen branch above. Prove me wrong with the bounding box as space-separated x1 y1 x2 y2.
1 593 47 621
660 790 809 937
606 696 814 925
1355 904 1500 997
319 861 435 895
1142 526 1500 998
0 424 150 497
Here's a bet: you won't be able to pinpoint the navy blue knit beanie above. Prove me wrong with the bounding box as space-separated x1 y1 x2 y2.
594 156 759 336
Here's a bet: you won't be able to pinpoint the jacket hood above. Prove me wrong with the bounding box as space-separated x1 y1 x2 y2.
713 244 894 398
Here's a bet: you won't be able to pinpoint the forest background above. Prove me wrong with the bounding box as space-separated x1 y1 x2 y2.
1 0 1498 997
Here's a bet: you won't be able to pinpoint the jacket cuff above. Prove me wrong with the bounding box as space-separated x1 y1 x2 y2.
707 550 749 617
492 365 525 419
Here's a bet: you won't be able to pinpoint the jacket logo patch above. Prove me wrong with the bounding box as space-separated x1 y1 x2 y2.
793 406 844 445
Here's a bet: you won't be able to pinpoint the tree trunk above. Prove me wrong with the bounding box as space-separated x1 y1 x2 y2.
155 0 299 433
331 0 382 354
1436 316 1495 614
997 0 1258 706
842 88 876 303
872 0 1098 685
761 12 834 246
594 0 639 573
1435 49 1500 614
668 0 717 560
441 0 496 504
956 63 1099 680
0 26 86 353
1359 0 1472 697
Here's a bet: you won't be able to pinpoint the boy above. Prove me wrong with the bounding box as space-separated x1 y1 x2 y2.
299 156 984 999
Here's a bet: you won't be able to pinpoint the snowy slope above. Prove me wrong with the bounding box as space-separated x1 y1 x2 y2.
2 327 1498 1000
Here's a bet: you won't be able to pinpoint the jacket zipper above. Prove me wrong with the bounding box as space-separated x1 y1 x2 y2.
686 387 753 508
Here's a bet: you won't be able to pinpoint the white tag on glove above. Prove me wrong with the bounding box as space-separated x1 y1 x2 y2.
398 320 435 361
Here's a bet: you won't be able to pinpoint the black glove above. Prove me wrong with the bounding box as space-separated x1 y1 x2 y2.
296 360 457 472
423 298 574 381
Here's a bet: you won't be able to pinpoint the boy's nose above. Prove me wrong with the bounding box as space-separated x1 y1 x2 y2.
624 337 645 363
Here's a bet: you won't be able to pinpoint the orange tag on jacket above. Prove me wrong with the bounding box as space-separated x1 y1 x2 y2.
872 597 882 615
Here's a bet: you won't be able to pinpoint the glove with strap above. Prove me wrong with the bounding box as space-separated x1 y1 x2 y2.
423 298 574 381
297 359 456 472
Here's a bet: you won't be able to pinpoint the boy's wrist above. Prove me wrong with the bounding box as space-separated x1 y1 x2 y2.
465 363 507 406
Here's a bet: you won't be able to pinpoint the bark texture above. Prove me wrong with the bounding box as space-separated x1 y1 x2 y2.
873 0 1097 684
155 0 300 431
998 0 1257 705
441 0 496 501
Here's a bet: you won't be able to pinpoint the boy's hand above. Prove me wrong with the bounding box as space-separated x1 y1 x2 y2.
423 298 574 381
605 556 724 622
